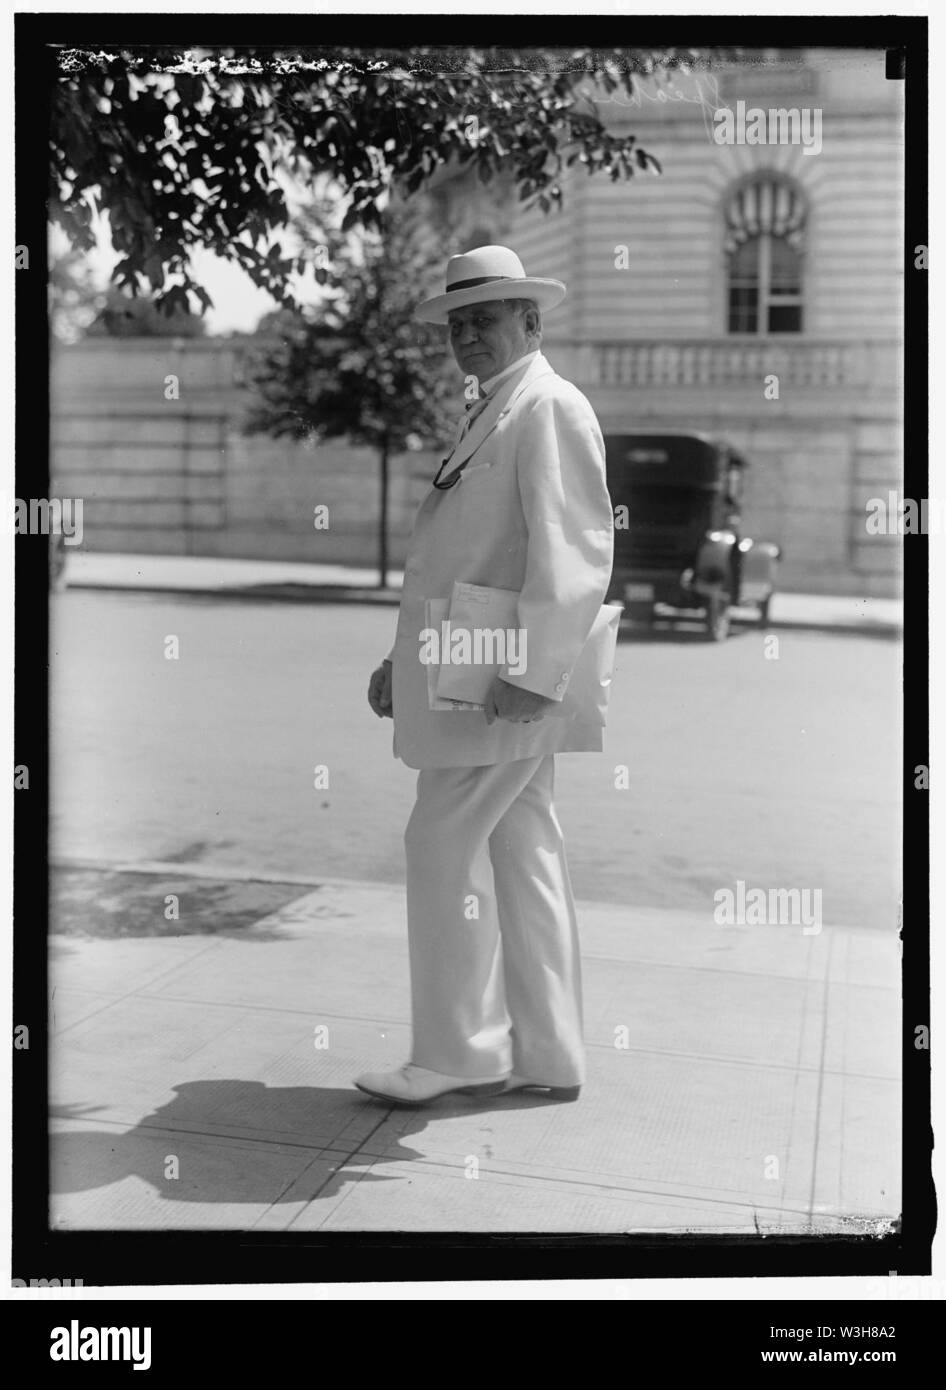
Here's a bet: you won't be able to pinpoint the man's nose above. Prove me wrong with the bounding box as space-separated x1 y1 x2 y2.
459 323 480 345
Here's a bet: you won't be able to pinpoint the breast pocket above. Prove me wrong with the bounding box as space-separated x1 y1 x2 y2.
460 459 495 482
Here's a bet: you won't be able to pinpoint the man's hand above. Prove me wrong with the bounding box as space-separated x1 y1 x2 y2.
484 675 558 726
368 659 393 718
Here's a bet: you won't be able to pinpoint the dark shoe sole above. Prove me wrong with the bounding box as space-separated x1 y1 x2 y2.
504 1082 582 1101
354 1079 506 1107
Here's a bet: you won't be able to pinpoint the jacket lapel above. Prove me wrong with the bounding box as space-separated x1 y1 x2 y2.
438 353 555 479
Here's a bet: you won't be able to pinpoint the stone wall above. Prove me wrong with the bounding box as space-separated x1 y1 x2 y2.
50 331 900 595
50 337 436 570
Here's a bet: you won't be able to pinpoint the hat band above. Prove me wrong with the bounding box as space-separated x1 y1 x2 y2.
446 274 518 292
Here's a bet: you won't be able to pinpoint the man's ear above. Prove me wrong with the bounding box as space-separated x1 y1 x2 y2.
526 310 543 343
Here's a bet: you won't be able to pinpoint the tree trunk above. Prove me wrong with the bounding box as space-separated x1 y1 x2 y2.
378 440 390 589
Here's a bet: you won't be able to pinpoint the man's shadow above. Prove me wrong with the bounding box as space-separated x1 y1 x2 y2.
50 1078 542 1219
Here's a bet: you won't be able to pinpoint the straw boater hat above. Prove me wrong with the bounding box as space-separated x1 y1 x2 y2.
414 245 567 325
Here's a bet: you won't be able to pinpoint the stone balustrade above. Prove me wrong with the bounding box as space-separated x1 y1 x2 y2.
562 339 898 392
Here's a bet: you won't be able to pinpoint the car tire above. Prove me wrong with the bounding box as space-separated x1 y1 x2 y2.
706 593 731 641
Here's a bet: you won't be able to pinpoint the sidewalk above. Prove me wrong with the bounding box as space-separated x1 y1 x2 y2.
49 860 900 1234
61 551 903 635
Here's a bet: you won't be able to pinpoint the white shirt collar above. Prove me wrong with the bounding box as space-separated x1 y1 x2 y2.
480 349 540 397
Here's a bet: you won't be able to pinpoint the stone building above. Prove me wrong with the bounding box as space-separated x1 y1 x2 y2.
51 47 903 595
425 46 904 596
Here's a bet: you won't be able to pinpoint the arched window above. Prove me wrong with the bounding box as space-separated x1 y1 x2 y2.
725 175 806 334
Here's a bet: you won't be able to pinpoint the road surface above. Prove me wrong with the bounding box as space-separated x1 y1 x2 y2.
49 590 902 930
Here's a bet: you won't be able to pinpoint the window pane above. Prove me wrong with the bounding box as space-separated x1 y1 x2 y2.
728 238 761 333
768 303 802 333
729 288 758 333
730 238 760 278
769 236 801 290
726 179 805 334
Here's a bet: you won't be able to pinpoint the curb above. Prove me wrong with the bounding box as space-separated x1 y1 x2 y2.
65 581 404 606
64 579 901 634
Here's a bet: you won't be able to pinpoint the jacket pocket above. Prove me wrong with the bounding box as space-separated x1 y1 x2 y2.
460 459 494 482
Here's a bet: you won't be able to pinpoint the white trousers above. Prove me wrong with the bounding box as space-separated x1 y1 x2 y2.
404 754 585 1086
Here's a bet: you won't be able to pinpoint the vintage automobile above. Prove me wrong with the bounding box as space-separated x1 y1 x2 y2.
604 432 781 641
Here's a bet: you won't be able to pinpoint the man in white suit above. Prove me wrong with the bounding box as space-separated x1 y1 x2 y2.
356 245 614 1106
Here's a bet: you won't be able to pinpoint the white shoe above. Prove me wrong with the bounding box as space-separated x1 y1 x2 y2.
354 1063 508 1106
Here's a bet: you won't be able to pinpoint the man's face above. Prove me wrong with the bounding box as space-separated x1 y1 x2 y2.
447 300 531 386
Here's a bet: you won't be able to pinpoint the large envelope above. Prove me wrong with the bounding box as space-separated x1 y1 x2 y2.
423 597 483 711
430 581 622 725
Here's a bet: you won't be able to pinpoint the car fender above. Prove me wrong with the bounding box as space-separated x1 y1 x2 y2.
691 530 737 594
738 538 781 598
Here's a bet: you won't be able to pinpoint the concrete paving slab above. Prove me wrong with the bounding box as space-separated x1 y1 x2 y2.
825 926 903 991
108 883 409 1012
49 985 121 1033
49 933 228 999
47 871 902 1233
53 993 250 1065
292 1098 833 1234
51 1009 411 1148
362 1052 818 1199
579 901 867 980
584 961 825 1072
820 981 901 1081
809 1073 901 1224
298 1159 775 1234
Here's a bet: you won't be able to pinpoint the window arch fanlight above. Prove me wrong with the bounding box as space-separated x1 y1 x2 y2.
725 174 807 335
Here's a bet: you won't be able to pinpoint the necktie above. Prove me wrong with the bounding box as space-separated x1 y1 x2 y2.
459 390 491 437
432 391 493 490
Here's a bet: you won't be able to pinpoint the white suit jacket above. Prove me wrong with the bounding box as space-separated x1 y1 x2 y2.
388 351 614 769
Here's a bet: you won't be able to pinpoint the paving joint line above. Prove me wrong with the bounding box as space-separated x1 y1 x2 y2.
58 987 900 1083
286 1108 399 1227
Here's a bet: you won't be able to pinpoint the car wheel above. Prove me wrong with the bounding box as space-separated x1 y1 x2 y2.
706 594 731 641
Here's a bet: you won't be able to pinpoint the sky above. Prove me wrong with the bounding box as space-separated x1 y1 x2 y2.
49 166 337 335
51 219 286 336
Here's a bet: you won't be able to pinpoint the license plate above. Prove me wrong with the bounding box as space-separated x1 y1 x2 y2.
624 583 655 601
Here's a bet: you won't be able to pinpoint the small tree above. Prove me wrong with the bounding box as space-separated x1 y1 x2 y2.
244 201 456 587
